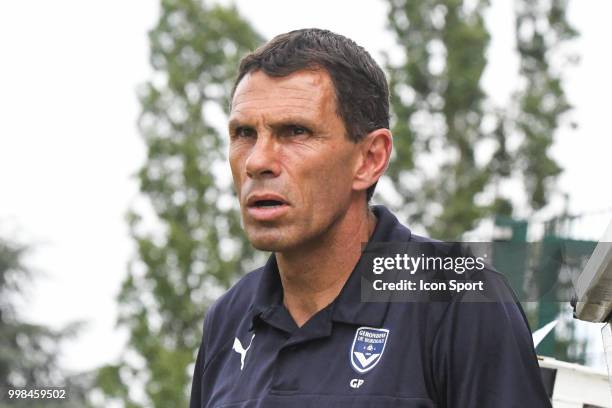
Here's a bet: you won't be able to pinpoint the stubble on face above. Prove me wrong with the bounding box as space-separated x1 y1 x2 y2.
228 69 362 254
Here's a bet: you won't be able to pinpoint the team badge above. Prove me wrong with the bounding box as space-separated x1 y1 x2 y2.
350 327 389 373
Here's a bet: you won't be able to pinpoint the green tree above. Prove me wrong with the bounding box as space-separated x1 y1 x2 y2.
513 0 578 209
93 1 263 407
384 0 577 238
0 237 91 408
385 0 492 239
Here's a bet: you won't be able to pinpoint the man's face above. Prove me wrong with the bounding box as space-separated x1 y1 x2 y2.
228 69 362 252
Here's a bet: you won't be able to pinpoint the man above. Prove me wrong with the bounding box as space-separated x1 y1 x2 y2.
190 29 551 407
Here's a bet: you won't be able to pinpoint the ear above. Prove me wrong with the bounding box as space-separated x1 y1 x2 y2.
352 128 393 194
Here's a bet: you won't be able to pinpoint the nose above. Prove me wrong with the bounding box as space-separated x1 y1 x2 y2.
245 133 281 179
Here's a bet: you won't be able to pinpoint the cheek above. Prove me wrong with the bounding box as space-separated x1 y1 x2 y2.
227 143 246 173
303 154 355 205
229 147 246 184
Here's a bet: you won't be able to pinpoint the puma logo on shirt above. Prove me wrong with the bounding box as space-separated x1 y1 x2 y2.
232 333 255 370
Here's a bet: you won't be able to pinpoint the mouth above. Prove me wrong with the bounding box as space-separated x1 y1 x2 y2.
249 199 286 208
245 194 290 221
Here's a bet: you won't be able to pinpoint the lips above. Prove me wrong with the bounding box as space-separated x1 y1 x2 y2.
245 193 290 221
246 193 288 207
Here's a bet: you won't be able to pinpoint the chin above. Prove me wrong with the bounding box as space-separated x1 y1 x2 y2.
246 230 289 252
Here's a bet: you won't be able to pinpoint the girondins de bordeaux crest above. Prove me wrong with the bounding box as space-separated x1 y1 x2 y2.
350 327 389 373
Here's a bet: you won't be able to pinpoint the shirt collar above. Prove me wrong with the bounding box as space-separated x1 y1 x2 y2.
248 205 411 330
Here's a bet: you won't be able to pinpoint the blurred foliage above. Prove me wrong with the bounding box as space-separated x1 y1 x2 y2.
92 0 263 406
384 0 577 239
385 0 491 240
0 237 92 408
514 0 578 209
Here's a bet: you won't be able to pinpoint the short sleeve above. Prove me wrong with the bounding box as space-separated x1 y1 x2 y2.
432 273 552 408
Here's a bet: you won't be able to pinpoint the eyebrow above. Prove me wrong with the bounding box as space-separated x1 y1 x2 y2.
228 118 242 132
228 115 319 133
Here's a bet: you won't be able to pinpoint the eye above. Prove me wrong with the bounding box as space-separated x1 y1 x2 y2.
233 126 256 139
285 125 310 137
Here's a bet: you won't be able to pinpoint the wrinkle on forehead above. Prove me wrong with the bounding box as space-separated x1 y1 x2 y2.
230 70 337 117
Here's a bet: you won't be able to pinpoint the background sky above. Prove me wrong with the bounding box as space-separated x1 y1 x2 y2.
0 0 610 374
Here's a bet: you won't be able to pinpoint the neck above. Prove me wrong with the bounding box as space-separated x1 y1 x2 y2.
276 202 377 327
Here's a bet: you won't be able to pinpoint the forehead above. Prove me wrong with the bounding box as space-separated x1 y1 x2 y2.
230 69 337 119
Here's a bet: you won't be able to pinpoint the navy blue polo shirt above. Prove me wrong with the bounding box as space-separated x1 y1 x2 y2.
190 205 551 407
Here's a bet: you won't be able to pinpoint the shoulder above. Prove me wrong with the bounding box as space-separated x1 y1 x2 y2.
202 266 264 351
209 266 263 316
391 225 531 336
